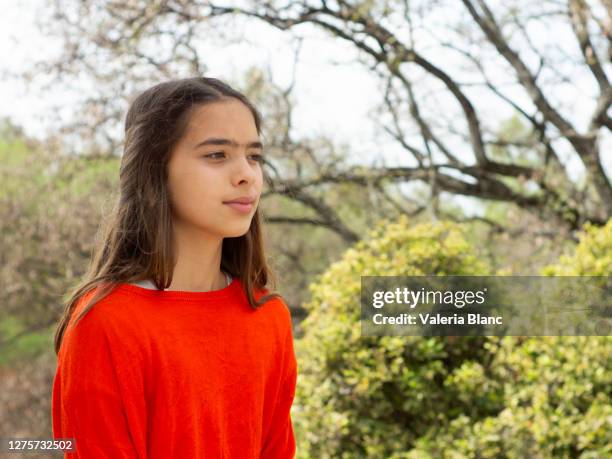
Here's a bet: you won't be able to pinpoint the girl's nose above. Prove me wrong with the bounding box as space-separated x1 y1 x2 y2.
232 155 258 184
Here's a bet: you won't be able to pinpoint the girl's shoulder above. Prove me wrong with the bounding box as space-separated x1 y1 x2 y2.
251 285 293 328
61 283 152 358
68 283 145 332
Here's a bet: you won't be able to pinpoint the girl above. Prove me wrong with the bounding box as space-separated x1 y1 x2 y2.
51 77 297 458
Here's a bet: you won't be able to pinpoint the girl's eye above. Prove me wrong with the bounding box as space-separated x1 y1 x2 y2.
204 152 264 163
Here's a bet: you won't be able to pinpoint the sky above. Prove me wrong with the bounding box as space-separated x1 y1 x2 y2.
0 0 382 151
1 0 610 218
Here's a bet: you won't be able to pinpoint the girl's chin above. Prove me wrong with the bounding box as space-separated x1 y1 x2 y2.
221 223 252 238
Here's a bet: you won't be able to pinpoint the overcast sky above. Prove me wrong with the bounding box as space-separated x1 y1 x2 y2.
1 0 610 217
0 0 382 153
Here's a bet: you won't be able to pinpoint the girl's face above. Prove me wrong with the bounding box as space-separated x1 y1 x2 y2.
167 99 264 238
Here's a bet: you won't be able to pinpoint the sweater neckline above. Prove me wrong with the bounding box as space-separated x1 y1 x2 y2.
115 275 240 301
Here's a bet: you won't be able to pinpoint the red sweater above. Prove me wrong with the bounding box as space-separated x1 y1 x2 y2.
52 277 297 458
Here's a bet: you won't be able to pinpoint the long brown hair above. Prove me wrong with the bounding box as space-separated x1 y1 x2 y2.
54 77 282 355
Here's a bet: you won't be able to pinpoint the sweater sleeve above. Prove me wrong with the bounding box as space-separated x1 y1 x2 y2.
261 319 298 459
52 296 148 459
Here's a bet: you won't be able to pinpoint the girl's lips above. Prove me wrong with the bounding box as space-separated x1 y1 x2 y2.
223 202 254 214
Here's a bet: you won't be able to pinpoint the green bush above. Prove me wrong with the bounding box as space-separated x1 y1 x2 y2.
542 220 612 276
293 216 611 458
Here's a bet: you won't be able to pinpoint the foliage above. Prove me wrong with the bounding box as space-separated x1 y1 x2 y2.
0 124 120 362
542 219 612 276
293 216 493 457
293 216 612 458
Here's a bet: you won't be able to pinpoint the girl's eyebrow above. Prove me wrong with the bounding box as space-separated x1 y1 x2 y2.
194 137 263 150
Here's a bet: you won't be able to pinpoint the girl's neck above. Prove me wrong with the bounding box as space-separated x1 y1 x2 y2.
131 270 232 291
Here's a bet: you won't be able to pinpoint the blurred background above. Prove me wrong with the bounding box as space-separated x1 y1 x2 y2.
0 0 610 457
